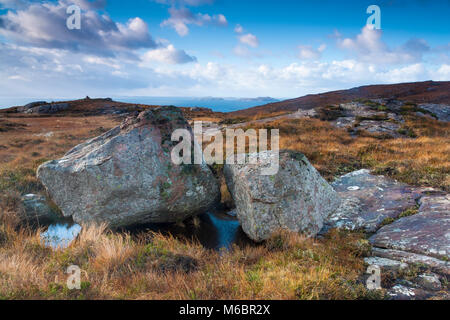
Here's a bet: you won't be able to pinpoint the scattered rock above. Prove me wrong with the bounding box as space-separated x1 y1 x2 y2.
224 150 341 242
37 106 220 229
388 284 432 300
364 256 408 272
326 169 426 232
356 120 402 138
189 107 213 113
20 194 60 224
369 195 449 260
371 248 450 276
417 104 450 122
415 273 442 291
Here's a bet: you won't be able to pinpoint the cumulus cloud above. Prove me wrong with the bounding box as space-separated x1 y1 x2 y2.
298 44 326 60
234 24 243 33
337 26 431 64
239 33 259 48
0 0 156 56
161 7 227 36
233 45 250 58
142 44 197 64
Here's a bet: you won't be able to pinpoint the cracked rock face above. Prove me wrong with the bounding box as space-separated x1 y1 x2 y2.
326 169 427 232
37 106 220 228
224 150 341 242
369 195 450 260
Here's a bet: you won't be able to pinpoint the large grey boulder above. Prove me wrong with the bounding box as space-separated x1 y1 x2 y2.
224 150 341 242
37 106 220 228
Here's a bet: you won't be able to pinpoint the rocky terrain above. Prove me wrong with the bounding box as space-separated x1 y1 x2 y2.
229 80 450 118
16 105 446 300
0 82 448 300
222 98 449 140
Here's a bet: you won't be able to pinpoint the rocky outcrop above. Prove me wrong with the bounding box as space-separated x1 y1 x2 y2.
417 104 450 122
371 248 449 276
20 194 60 224
37 106 220 228
369 195 449 260
326 169 427 232
326 170 449 282
25 103 70 114
18 102 70 114
224 150 341 242
326 101 406 138
17 101 47 112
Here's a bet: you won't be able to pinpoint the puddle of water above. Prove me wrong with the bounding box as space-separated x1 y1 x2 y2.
41 223 82 249
126 210 252 250
39 210 252 251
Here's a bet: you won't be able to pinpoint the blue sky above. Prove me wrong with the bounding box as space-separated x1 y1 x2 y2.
0 0 449 101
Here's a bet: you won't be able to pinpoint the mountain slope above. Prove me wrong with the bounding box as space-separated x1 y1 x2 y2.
229 81 450 117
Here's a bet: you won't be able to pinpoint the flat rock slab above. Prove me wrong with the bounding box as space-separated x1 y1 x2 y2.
326 169 428 232
371 248 449 276
370 195 450 261
418 104 450 122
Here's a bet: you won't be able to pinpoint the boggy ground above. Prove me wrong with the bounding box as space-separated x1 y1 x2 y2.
0 102 448 299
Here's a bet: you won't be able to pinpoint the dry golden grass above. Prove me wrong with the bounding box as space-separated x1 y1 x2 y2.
0 108 448 300
242 116 449 190
0 210 379 300
0 116 120 208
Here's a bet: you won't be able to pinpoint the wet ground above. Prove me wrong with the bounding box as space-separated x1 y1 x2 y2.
40 210 252 250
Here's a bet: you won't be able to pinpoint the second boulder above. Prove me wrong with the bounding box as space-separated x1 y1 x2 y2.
224 150 341 242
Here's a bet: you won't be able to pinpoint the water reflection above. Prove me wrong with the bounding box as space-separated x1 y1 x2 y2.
127 210 252 250
39 210 253 251
41 223 82 249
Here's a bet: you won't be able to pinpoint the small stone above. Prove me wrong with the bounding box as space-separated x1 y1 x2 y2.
20 194 60 223
415 273 442 291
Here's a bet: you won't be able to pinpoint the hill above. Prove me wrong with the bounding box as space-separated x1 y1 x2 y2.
229 81 450 117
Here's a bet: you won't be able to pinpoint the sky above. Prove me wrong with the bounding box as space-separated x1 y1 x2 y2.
0 0 449 102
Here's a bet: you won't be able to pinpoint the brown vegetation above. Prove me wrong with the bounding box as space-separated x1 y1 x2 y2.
0 95 448 300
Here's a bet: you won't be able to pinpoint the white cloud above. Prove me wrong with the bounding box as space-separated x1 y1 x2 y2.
142 44 197 64
234 24 243 33
233 45 250 57
337 26 430 65
83 56 121 69
239 33 259 48
434 64 450 80
0 1 156 56
298 44 326 60
161 7 227 36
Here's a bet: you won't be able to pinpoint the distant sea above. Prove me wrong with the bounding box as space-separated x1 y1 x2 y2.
0 96 281 113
